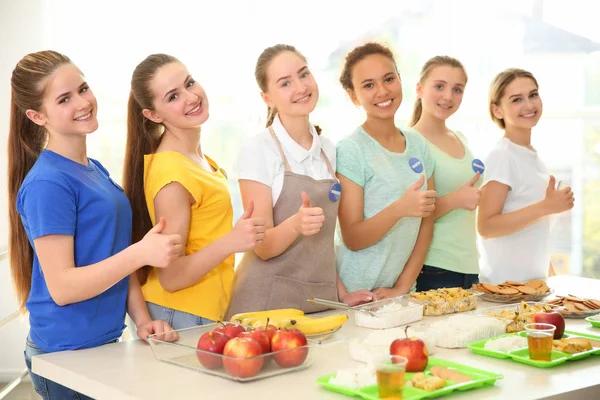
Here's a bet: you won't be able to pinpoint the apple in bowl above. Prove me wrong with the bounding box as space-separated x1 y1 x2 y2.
214 322 246 339
222 337 264 378
196 331 230 369
271 328 309 368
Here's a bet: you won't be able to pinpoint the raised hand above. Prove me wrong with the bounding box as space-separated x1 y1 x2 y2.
294 192 325 236
544 175 574 214
456 172 481 211
140 217 184 267
230 200 266 252
399 175 437 218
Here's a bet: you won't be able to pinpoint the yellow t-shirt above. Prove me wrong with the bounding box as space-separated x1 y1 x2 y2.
141 151 234 321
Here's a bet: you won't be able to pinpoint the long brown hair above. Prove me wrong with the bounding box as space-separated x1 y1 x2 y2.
123 53 178 284
8 50 71 312
409 56 468 127
489 68 538 129
339 42 398 91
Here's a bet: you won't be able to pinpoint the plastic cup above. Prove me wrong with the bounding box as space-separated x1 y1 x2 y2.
373 354 407 400
524 323 556 361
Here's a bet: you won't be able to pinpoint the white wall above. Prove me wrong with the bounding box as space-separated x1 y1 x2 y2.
0 0 45 381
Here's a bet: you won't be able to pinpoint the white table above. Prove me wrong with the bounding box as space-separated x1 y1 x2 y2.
33 275 600 400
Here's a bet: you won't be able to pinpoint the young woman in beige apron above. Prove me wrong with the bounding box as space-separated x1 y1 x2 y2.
226 44 375 317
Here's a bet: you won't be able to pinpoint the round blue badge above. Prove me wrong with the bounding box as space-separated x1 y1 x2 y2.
472 159 485 174
409 157 424 174
329 182 342 202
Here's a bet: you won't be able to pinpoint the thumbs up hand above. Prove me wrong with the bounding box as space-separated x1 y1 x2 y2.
456 172 482 211
140 217 184 268
398 175 437 218
294 192 325 236
230 200 266 252
543 175 574 215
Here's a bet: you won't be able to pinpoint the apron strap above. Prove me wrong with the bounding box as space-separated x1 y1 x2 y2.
268 126 292 172
269 125 337 180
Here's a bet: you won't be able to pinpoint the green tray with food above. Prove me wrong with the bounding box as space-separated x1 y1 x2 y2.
585 315 600 328
316 357 502 400
467 330 600 368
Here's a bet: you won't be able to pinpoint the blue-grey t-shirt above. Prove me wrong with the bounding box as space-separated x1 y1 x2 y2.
335 127 434 292
17 150 131 352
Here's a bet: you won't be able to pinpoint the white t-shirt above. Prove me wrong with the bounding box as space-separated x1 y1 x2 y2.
236 115 337 204
479 137 550 284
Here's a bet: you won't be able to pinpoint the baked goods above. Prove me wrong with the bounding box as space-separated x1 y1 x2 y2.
406 372 447 391
429 366 473 383
485 301 555 333
472 280 552 302
552 338 594 354
547 295 600 317
410 288 478 316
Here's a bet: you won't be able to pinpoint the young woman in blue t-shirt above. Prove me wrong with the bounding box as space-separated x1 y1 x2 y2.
7 50 183 400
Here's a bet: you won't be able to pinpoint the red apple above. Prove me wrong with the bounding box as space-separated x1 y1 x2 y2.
214 322 246 339
533 310 565 339
222 337 264 378
255 323 279 342
271 328 309 368
239 330 271 355
196 331 229 369
390 337 429 372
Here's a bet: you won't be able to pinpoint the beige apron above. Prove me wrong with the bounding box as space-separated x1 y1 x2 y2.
226 127 339 317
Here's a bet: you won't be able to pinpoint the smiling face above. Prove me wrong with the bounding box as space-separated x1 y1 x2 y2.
418 65 466 121
261 50 318 118
346 54 402 120
492 77 542 130
143 62 209 129
27 63 98 136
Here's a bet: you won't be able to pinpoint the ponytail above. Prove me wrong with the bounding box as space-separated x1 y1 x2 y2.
409 98 423 127
266 106 277 128
8 50 70 312
123 92 162 285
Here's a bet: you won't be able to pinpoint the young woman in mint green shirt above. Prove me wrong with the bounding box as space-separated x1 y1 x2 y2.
336 43 437 300
408 56 482 291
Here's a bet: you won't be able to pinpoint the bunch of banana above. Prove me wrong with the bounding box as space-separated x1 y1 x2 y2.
289 314 349 335
229 308 304 326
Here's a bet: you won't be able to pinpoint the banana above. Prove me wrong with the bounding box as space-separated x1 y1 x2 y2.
289 314 349 335
229 308 304 324
250 315 309 329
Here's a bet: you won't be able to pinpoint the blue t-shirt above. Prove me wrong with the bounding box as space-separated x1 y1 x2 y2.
335 127 434 292
17 150 131 352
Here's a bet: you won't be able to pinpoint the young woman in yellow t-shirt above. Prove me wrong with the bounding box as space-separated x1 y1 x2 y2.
123 54 266 329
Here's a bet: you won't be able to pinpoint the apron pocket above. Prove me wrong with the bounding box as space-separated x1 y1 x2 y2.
267 275 338 313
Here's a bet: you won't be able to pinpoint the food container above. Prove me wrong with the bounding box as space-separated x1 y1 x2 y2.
352 296 424 329
410 289 480 316
559 307 600 319
426 315 508 348
348 324 436 363
148 323 319 382
466 302 562 333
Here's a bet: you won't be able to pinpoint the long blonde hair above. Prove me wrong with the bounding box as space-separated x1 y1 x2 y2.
409 56 467 127
8 50 72 312
489 68 539 129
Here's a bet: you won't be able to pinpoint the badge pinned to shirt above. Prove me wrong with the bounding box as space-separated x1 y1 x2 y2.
329 181 342 202
472 159 485 174
409 157 424 174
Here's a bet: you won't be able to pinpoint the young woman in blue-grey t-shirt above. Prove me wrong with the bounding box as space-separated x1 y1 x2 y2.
336 42 437 300
7 51 183 400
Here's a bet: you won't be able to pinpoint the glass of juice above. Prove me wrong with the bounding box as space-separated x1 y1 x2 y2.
374 354 408 400
524 323 556 361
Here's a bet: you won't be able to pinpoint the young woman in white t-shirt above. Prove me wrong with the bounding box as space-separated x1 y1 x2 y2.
477 68 574 283
226 44 375 317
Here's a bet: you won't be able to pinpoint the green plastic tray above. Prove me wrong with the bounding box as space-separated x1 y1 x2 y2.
467 330 600 368
585 317 600 328
316 357 502 400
